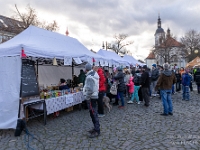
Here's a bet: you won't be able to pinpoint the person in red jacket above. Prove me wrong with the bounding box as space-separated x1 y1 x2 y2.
126 76 134 95
97 67 106 117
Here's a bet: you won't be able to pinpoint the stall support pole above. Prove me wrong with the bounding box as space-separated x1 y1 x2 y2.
36 59 38 78
72 61 74 80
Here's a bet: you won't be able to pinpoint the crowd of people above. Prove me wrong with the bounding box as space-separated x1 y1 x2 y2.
77 62 200 138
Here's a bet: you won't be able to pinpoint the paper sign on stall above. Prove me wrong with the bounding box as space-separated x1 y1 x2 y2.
64 56 72 65
65 94 74 105
104 61 108 66
95 61 99 66
87 57 93 65
109 60 112 67
73 57 82 64
100 60 103 66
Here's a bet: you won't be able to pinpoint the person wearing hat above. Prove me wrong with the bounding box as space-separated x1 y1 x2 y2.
83 63 100 138
140 65 150 107
155 63 176 116
151 64 159 97
113 66 126 108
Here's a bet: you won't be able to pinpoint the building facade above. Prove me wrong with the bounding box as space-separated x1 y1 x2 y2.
146 16 187 68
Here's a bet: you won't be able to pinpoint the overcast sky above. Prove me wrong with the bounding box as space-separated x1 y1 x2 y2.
1 0 200 60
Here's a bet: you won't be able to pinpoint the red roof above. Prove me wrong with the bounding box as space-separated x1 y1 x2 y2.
146 52 155 59
160 37 184 48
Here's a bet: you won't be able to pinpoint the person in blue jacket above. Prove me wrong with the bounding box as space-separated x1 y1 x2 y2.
182 69 192 100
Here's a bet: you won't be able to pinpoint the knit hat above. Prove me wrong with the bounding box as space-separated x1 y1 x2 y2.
152 64 157 68
60 78 66 83
142 65 147 69
117 66 122 71
185 68 190 73
163 63 170 70
85 63 92 71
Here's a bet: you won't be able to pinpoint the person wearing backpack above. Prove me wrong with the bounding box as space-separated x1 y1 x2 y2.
113 66 126 109
151 64 159 97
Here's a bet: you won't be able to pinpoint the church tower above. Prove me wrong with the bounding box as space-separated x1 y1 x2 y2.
154 15 165 47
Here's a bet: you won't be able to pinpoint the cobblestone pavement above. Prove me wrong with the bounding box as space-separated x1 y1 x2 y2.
1 89 200 150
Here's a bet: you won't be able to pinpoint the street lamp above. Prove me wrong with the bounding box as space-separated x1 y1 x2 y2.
194 49 199 54
102 41 111 50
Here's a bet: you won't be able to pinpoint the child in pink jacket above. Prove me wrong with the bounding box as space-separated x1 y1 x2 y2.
126 76 134 98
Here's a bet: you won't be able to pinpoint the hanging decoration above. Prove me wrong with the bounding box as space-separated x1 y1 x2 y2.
21 47 27 58
53 57 58 66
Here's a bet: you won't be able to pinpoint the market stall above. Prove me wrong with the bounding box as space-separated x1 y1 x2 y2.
123 54 145 66
97 49 130 67
186 56 200 68
0 26 109 129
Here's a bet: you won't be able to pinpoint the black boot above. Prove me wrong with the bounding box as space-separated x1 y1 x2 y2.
113 98 119 106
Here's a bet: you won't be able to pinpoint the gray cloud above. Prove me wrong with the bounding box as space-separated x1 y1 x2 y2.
1 0 200 59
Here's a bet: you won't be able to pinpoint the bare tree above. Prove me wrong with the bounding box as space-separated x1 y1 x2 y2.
108 34 133 55
153 34 186 64
181 29 200 61
12 4 59 31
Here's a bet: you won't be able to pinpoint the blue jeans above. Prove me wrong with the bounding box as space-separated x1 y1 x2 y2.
182 85 190 100
118 92 125 106
172 84 175 93
131 85 140 102
160 90 173 114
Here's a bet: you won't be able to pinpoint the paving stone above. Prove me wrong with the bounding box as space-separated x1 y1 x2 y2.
1 90 200 149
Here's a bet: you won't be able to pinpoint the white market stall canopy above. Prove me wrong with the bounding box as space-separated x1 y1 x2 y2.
123 54 144 66
97 49 130 67
0 25 107 65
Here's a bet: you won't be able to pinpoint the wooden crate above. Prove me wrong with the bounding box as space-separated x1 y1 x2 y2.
65 106 73 112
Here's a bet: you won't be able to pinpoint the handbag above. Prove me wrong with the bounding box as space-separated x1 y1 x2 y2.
110 82 118 95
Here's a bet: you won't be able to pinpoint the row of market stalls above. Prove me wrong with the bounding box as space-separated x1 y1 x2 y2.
0 25 144 129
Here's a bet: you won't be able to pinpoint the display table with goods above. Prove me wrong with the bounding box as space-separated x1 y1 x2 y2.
21 88 84 124
43 90 84 115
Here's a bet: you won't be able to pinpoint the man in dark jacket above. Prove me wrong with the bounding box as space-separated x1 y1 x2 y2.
194 68 200 93
140 65 150 107
155 63 176 116
175 70 181 92
114 66 126 109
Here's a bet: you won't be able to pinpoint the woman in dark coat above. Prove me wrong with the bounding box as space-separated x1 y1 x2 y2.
113 67 126 109
175 70 181 92
78 69 86 85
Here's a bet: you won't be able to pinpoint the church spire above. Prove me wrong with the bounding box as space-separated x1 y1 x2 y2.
167 28 170 38
158 15 161 28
